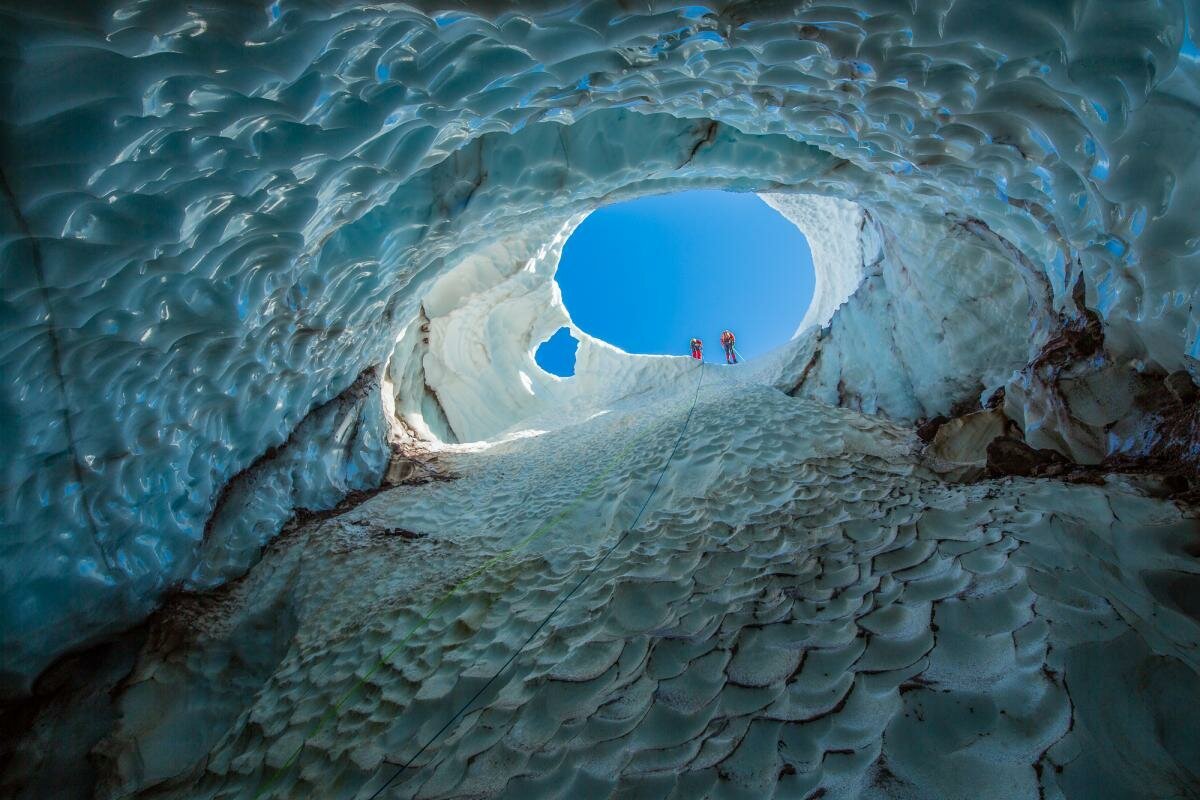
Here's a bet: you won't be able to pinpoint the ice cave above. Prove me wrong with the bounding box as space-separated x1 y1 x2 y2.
1 1 1198 798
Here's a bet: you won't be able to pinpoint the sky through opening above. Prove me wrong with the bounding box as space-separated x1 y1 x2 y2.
536 190 815 376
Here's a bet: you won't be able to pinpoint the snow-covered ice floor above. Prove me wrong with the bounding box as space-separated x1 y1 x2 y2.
48 365 1199 800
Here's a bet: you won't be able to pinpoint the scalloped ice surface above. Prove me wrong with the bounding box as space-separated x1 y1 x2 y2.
2 0 1200 767
32 366 1195 800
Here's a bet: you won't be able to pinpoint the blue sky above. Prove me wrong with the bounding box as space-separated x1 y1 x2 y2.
536 190 814 376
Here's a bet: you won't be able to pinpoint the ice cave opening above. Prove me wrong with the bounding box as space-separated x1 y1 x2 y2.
550 189 816 362
2 2 1199 799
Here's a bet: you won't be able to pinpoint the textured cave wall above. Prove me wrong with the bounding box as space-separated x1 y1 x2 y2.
1 0 1198 697
760 197 1035 419
759 193 868 336
797 206 1037 419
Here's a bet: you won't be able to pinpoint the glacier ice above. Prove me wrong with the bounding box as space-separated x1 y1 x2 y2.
1 0 1198 798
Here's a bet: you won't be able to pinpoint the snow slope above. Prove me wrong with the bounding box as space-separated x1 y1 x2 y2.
9 364 1192 800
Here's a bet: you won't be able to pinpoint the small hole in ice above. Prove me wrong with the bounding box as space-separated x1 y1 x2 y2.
535 327 578 377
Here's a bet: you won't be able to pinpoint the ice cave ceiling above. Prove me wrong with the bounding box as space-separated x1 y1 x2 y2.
1 1 1199 798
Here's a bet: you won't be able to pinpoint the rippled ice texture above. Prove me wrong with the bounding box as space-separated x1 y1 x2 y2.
9 366 1197 800
1 0 1198 728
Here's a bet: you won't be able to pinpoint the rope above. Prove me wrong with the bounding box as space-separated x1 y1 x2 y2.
251 363 705 799
361 363 707 800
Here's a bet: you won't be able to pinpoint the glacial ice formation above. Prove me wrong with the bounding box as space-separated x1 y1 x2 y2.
1 1 1199 798
759 193 865 335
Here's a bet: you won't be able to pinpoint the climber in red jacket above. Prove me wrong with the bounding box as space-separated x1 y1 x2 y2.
690 338 703 360
720 329 737 363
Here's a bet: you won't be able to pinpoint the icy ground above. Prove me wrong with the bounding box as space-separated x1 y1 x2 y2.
10 364 1193 800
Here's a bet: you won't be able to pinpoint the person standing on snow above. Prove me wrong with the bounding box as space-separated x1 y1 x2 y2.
690 338 703 360
720 329 737 363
